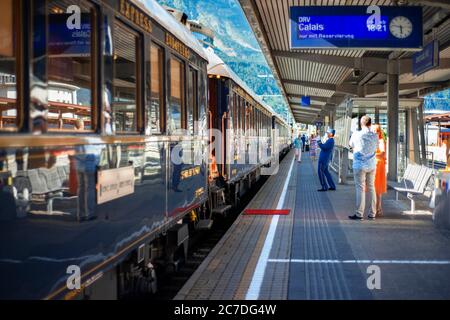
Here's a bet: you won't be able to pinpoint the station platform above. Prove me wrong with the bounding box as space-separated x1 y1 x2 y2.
175 151 450 300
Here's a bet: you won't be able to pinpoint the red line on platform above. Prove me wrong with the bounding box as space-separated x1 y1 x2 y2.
243 209 291 215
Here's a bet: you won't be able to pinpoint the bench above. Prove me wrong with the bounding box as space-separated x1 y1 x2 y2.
392 163 434 214
27 167 76 215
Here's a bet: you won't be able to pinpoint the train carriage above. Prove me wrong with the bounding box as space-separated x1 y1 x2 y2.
205 48 291 205
0 0 209 299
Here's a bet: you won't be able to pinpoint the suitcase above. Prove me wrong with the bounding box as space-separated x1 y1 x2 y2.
305 145 310 152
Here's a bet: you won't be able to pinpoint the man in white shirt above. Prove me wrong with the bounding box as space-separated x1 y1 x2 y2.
348 116 379 220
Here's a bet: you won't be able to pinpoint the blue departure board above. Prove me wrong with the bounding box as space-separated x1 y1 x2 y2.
290 6 422 50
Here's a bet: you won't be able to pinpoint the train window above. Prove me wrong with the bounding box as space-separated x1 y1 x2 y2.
241 97 244 131
237 96 241 130
147 43 163 134
169 57 184 133
0 0 17 131
246 104 250 131
46 0 96 132
260 112 263 135
250 105 254 132
238 97 242 131
255 109 258 133
259 110 262 135
187 67 197 135
252 106 256 133
113 22 139 133
243 99 247 132
258 109 261 133
233 94 237 130
246 102 249 131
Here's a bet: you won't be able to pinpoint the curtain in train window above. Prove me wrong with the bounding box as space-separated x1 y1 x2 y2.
0 0 16 131
147 44 163 134
113 22 138 133
169 57 184 133
187 67 197 135
47 0 96 131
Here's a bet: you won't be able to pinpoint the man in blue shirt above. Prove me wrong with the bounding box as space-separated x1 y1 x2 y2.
293 134 302 162
301 134 306 152
317 128 336 192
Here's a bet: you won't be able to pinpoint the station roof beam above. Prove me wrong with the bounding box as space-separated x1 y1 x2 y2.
284 78 450 97
406 0 450 10
273 51 415 75
238 0 450 124
288 94 344 105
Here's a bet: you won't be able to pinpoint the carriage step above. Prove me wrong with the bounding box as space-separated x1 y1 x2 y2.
196 219 214 230
210 187 225 194
212 204 232 214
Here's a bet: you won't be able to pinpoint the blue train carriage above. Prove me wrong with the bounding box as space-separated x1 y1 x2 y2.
204 48 289 206
272 112 291 158
0 0 209 299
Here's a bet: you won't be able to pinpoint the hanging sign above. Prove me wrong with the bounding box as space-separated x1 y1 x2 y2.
301 96 311 106
290 6 423 50
413 40 439 76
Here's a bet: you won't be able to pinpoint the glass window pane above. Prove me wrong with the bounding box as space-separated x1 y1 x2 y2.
0 0 16 131
113 22 138 133
47 0 95 131
187 67 197 135
147 44 163 134
169 57 184 133
241 99 245 132
233 95 237 130
238 97 241 130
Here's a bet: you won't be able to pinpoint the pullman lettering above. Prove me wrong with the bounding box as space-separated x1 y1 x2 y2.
119 0 152 33
165 33 190 59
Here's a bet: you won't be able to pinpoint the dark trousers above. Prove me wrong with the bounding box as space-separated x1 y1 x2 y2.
318 161 336 190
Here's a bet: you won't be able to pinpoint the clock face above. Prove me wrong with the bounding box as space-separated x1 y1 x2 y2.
389 16 413 39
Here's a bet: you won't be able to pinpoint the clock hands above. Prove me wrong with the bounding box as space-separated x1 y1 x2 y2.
389 16 412 38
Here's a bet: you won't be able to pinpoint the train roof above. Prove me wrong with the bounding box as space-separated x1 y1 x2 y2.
137 0 208 61
273 112 289 127
204 47 276 115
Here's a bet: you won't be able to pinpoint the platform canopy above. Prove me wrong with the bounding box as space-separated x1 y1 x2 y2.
238 0 450 124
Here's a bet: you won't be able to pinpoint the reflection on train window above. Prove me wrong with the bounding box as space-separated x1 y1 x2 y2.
252 107 256 132
237 97 241 130
148 44 163 134
241 98 245 132
47 0 96 131
233 95 237 130
187 67 198 135
0 0 17 131
113 22 138 133
169 57 184 133
247 104 251 131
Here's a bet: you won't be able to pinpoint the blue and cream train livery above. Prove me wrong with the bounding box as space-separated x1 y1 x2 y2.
0 0 292 299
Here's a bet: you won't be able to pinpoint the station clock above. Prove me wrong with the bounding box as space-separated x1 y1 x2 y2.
389 16 413 39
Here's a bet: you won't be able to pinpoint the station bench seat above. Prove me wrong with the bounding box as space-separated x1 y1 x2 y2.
390 163 434 214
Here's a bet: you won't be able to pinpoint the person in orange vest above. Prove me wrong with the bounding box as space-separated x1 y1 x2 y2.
210 149 220 180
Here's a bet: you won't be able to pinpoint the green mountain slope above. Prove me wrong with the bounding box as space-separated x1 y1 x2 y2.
156 0 289 118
